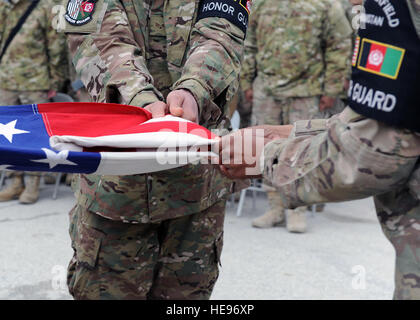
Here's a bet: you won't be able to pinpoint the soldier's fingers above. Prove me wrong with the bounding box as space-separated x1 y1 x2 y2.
182 105 198 122
144 102 167 118
210 137 222 163
219 165 235 179
319 100 326 111
167 92 185 117
218 136 226 155
219 134 236 165
221 165 250 180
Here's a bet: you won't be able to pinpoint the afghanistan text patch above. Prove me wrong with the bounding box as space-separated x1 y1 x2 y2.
197 0 251 34
64 0 97 26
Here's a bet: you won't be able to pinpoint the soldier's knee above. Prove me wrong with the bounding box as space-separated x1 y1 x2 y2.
148 204 225 300
393 265 420 300
148 236 222 300
67 208 160 300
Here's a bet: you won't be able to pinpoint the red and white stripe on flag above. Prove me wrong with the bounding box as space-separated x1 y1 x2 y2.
40 102 219 175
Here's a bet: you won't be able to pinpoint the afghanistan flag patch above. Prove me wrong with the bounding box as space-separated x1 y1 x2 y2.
357 38 405 80
64 0 96 26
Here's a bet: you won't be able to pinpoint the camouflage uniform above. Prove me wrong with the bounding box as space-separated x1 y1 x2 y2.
63 0 244 299
235 85 252 129
261 1 420 299
0 0 69 96
335 0 357 111
0 0 69 203
341 0 353 21
240 0 352 231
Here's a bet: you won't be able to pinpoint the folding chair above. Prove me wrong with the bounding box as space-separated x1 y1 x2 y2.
235 179 266 217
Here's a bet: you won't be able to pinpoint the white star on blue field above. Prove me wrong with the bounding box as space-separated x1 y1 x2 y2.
0 105 101 173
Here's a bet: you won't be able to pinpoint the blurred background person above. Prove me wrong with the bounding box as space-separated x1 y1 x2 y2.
0 0 69 204
43 53 90 187
240 0 352 232
44 49 91 187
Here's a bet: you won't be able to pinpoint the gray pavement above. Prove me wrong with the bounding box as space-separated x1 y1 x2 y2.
0 180 395 300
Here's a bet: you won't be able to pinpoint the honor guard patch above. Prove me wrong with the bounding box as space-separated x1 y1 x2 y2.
197 0 252 35
357 38 405 80
65 0 97 26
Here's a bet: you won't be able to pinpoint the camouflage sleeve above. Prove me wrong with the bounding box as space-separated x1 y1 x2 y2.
172 17 245 125
408 0 420 37
261 107 420 209
321 0 353 97
64 0 163 107
239 7 258 92
45 2 69 92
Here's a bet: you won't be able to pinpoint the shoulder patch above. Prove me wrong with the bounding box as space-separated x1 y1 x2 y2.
64 0 96 26
62 0 106 33
197 0 252 35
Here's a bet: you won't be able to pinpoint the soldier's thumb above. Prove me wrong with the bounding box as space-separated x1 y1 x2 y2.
168 92 185 117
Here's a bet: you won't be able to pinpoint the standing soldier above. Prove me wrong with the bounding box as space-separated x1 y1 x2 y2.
219 0 420 300
62 0 247 299
341 0 356 26
240 0 352 232
0 0 69 204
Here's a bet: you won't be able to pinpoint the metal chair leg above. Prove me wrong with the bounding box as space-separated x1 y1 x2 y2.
52 172 63 200
236 188 248 217
227 194 235 208
252 189 257 210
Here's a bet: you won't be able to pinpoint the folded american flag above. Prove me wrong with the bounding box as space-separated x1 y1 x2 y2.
0 102 219 175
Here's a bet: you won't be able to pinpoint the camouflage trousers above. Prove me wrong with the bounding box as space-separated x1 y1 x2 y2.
251 77 324 126
252 78 324 213
6 171 41 177
0 89 49 105
375 189 420 300
0 89 49 178
67 201 225 300
237 89 252 129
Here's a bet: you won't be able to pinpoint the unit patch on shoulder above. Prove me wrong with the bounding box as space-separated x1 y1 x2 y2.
197 0 252 35
64 0 97 26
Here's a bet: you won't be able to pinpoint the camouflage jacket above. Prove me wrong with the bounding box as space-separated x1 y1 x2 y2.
262 107 420 208
63 0 243 127
261 1 420 208
0 0 69 91
340 0 355 25
63 0 245 223
240 0 353 98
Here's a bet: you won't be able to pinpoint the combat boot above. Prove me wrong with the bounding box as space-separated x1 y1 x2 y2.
286 207 307 233
19 176 40 204
65 173 73 186
252 190 286 228
43 173 56 185
0 175 24 201
307 204 326 213
252 209 285 228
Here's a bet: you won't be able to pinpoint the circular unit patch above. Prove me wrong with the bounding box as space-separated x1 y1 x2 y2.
64 0 96 26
